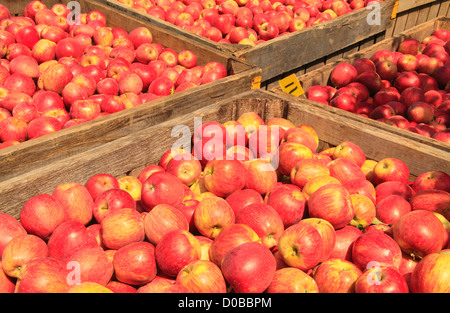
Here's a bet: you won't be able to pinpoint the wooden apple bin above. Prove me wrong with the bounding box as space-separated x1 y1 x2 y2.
270 17 450 160
0 0 261 182
1 89 448 219
105 0 398 86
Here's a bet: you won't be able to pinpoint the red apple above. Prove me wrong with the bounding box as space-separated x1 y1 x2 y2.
264 184 307 228
277 141 314 177
100 208 145 250
84 173 120 201
266 267 319 293
355 266 409 293
165 152 202 186
333 141 366 167
277 219 326 271
203 159 246 197
409 189 450 220
410 250 450 293
330 62 358 88
193 197 235 239
47 220 98 260
330 225 363 261
394 71 421 92
372 158 410 185
92 188 136 223
155 229 202 277
407 101 435 124
393 210 446 259
376 60 398 81
176 259 227 293
349 194 376 229
225 189 264 216
0 116 28 143
375 194 411 225
235 203 284 249
27 116 62 139
0 261 15 293
221 241 276 293
113 241 157 286
19 194 65 240
375 180 414 203
41 63 73 94
398 38 422 55
208 223 259 267
243 158 278 196
15 257 69 293
308 183 354 229
1 234 48 278
61 246 113 286
141 172 185 211
4 73 36 97
52 182 94 226
352 230 402 271
143 203 189 245
128 27 153 49
313 258 362 293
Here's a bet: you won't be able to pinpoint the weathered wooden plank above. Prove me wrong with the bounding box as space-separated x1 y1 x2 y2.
398 0 441 13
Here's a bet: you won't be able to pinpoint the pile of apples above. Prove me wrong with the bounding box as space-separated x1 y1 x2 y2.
306 29 450 144
113 0 382 46
0 1 227 149
0 110 449 293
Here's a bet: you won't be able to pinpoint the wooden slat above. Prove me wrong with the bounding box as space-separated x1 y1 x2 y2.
398 0 440 13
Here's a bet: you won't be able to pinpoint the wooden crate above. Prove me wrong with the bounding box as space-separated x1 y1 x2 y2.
270 17 450 154
387 0 450 37
0 0 261 182
2 89 448 219
105 0 397 85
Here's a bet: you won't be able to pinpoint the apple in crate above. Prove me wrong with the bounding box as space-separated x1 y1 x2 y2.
352 230 402 271
155 229 202 277
410 250 450 293
235 203 284 249
209 223 259 267
355 266 409 293
193 197 235 239
221 241 276 293
100 208 145 250
19 194 65 240
47 220 98 260
266 267 319 293
143 203 189 245
15 257 69 293
393 210 446 259
176 259 227 293
61 246 114 286
313 258 363 293
1 234 48 278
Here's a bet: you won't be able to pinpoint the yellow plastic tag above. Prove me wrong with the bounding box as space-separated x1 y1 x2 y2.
251 75 262 89
279 74 304 97
391 1 399 19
